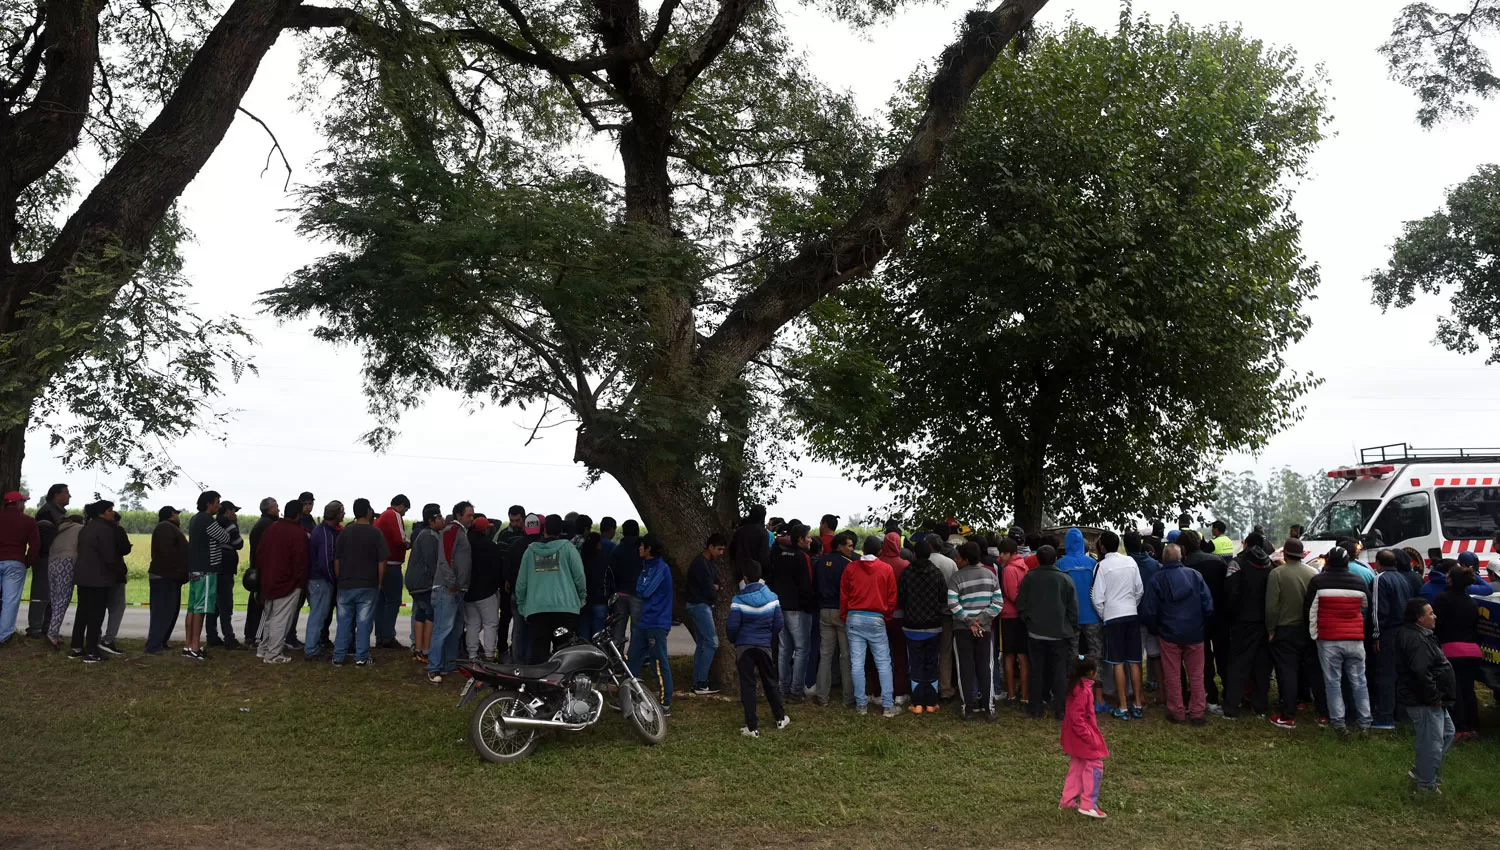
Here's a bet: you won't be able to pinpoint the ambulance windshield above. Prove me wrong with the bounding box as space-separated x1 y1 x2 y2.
1305 500 1380 541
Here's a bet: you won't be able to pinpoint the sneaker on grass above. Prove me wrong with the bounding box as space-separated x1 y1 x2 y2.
882 706 901 718
97 641 123 656
427 672 443 684
264 655 291 664
740 727 760 738
1078 808 1108 819
776 715 791 730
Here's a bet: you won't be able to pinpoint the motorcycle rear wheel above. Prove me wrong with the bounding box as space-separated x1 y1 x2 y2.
470 690 540 763
620 678 667 745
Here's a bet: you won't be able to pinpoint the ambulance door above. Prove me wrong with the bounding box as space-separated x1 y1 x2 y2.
1366 490 1434 553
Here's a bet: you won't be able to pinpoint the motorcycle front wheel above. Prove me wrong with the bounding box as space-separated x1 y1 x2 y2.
620 677 667 746
470 690 540 763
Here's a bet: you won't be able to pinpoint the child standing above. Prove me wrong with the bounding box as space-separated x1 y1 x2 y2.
727 562 791 737
1060 659 1109 818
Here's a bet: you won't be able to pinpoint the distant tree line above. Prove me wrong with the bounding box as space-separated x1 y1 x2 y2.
1209 467 1343 542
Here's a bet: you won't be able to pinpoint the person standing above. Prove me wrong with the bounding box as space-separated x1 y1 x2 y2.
1265 539 1319 729
1140 543 1215 726
1397 598 1456 792
145 506 189 655
304 501 343 660
1180 531 1229 714
426 502 475 682
1058 528 1103 709
244 497 279 648
1058 659 1110 819
728 561 789 737
1091 530 1145 720
814 532 854 707
463 515 503 662
1126 533 1162 699
199 500 244 651
927 534 959 702
578 528 613 644
841 535 899 717
999 537 1031 709
26 484 68 638
0 489 38 646
1017 545 1079 720
1431 565 1483 742
332 498 389 666
899 539 949 714
255 498 310 665
686 533 725 695
1369 549 1413 730
731 505 771 586
373 494 410 650
629 534 675 714
608 518 645 652
947 541 1003 720
406 504 444 664
769 523 816 701
514 512 585 662
45 515 83 648
1221 546 1274 720
185 491 232 659
69 500 127 662
1305 545 1373 735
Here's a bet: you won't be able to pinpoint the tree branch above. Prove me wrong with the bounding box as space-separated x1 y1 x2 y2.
3 0 105 194
695 0 1051 394
236 106 293 191
666 0 758 101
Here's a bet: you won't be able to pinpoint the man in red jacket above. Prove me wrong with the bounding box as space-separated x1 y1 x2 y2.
0 490 39 647
841 535 898 717
373 494 410 649
256 499 310 664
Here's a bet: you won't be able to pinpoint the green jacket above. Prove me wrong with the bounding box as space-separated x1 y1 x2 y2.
515 537 587 619
1264 559 1315 637
1016 562 1079 641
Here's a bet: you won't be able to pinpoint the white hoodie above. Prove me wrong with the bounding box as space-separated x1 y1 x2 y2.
1091 551 1144 622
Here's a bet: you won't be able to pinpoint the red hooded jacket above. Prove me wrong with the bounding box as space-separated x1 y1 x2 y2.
1001 554 1029 619
1062 679 1109 760
840 555 896 622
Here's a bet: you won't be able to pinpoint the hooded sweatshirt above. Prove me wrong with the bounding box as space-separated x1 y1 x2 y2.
1091 552 1144 623
727 581 783 648
1223 553 1272 625
879 533 910 572
1057 529 1099 626
768 541 817 612
1420 569 1494 601
1140 561 1214 645
1061 678 1109 760
1016 561 1079 640
433 521 472 593
515 536 586 618
636 555 674 631
1000 554 1028 619
1370 568 1414 639
610 531 644 596
1130 551 1161 615
840 554 896 621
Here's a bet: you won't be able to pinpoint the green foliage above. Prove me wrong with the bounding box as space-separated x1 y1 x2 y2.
1381 0 1500 128
1370 164 1500 362
790 12 1327 530
1210 467 1341 541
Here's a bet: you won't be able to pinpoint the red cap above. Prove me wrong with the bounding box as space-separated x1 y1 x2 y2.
473 516 492 533
2 491 27 504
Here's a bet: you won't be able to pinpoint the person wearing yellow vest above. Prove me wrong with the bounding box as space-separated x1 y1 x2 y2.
1211 521 1236 559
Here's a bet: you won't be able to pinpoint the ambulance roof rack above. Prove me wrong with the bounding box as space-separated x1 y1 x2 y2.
1360 443 1500 465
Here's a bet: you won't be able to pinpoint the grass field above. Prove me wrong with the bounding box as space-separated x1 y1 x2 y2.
1 637 1497 850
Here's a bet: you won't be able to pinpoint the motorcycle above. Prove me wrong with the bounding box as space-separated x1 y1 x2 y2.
454 614 667 763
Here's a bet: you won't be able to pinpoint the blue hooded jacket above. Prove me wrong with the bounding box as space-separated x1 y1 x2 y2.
636 556 674 631
1141 561 1215 644
1130 550 1161 615
1057 528 1099 625
727 581 783 648
1420 567 1494 602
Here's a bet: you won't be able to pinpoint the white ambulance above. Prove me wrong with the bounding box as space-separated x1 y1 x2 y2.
1301 444 1500 568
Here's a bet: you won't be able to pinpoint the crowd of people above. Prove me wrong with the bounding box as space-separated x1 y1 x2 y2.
0 488 1490 800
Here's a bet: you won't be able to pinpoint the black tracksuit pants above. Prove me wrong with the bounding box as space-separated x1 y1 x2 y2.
952 628 994 713
737 646 785 732
1028 636 1071 719
1223 622 1271 717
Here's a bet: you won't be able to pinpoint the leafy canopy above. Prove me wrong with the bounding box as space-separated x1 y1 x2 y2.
789 12 1327 529
1381 1 1500 128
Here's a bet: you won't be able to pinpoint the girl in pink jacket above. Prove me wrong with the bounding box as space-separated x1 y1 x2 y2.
1060 658 1109 818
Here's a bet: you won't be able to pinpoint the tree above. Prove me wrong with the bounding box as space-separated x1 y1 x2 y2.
262 0 1050 678
0 0 367 492
1371 2 1500 355
785 13 1326 532
1209 466 1340 541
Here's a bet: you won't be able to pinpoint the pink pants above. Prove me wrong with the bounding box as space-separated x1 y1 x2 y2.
1060 756 1104 810
1160 640 1206 721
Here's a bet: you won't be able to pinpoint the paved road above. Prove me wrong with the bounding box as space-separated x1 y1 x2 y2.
51 606 700 656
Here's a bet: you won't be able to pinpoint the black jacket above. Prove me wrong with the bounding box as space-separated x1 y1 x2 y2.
1395 623 1457 708
897 560 949 630
768 542 816 612
1431 588 1480 645
503 535 533 596
730 522 770 583
1224 561 1273 624
249 514 276 571
1184 550 1228 626
74 518 131 588
465 528 503 602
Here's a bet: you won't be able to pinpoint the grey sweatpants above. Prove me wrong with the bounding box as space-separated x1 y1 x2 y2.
104 583 127 642
464 593 500 659
257 594 300 662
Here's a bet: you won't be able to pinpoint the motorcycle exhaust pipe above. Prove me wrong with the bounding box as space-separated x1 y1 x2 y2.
496 715 590 732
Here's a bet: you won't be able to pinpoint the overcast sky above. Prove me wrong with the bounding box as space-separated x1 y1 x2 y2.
23 0 1500 523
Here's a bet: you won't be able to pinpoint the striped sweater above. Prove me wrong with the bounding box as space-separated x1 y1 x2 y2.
727 581 784 648
947 564 1003 628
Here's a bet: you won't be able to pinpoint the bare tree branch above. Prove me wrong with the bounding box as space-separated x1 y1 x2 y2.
665 0 759 101
236 105 293 191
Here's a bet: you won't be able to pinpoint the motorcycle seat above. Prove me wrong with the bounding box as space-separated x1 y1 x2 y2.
492 660 562 679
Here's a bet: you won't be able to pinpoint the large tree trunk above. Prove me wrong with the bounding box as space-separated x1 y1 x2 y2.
0 417 24 493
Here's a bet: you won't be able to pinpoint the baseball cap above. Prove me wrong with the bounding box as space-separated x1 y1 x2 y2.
2 490 27 504
158 506 181 521
1457 551 1480 568
421 503 443 524
220 500 240 513
1283 539 1305 559
524 513 542 535
474 516 492 534
1166 529 1180 543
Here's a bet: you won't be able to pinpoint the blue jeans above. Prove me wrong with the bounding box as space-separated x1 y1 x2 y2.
377 562 403 644
687 602 718 686
779 609 813 697
145 576 184 653
1409 705 1455 789
1317 640 1371 730
304 579 334 658
0 560 26 643
579 603 610 644
847 613 893 709
334 587 379 662
427 589 464 674
628 626 673 706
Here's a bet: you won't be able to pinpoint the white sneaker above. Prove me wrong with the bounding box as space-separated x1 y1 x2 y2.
1206 703 1224 716
776 715 792 730
882 706 901 718
1078 808 1108 819
893 695 910 707
740 727 760 738
264 655 291 665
